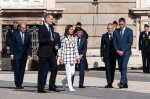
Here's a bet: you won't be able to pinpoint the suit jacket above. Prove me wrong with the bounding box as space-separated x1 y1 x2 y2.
77 35 87 61
54 32 61 48
101 32 115 58
10 30 32 60
37 23 55 58
6 28 19 47
60 36 79 64
139 31 150 52
113 27 133 56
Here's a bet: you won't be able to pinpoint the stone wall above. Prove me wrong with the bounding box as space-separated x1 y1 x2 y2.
55 0 142 68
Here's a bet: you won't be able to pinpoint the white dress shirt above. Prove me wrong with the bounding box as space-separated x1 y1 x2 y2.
45 22 53 37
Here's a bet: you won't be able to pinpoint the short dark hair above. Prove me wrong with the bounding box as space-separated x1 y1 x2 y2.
52 23 56 26
118 18 126 23
75 27 83 33
76 22 82 26
113 21 118 25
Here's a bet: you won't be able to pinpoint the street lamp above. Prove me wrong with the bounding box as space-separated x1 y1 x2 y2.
92 0 99 6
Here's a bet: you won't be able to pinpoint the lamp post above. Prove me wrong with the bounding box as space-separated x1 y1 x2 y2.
92 0 99 6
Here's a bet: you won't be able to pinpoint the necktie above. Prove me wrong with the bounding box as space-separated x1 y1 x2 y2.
120 29 123 38
48 26 52 38
78 38 80 48
21 33 24 44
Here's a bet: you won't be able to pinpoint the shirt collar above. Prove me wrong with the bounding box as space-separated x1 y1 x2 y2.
120 27 126 31
44 22 49 28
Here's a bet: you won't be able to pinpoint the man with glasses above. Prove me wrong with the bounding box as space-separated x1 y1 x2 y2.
101 23 116 88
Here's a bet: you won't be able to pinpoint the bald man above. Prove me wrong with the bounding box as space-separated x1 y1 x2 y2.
10 23 32 89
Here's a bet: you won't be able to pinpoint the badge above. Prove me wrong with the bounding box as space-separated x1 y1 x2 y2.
143 34 145 40
148 35 150 40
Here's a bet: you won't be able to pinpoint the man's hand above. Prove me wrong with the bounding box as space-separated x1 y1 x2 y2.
11 56 14 60
117 51 124 56
60 59 63 65
101 58 104 62
120 51 124 56
51 38 54 42
79 55 83 60
77 58 80 64
6 46 10 50
28 55 31 60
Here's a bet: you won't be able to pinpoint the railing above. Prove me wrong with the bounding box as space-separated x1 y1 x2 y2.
2 25 40 57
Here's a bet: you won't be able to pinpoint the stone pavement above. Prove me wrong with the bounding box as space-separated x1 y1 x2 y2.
0 70 150 99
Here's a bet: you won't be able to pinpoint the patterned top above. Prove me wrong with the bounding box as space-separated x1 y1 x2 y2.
60 36 79 64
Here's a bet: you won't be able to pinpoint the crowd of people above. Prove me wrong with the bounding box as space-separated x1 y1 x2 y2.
5 14 150 93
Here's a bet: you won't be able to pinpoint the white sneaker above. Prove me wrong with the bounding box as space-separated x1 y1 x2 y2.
61 80 66 90
69 88 76 92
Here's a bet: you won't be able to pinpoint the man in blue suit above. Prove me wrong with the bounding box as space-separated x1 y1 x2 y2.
101 23 116 88
72 27 87 88
113 18 133 88
10 23 32 89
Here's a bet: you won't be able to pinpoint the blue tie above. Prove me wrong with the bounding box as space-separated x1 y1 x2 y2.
78 38 80 48
48 26 52 38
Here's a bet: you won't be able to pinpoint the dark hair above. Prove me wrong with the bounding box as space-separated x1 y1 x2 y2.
64 25 74 38
113 21 118 25
52 23 56 26
75 27 83 33
118 18 126 23
76 22 82 26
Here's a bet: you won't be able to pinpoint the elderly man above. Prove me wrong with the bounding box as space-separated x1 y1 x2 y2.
10 23 32 89
101 23 116 88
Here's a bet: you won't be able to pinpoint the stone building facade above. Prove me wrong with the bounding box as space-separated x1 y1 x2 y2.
0 0 149 70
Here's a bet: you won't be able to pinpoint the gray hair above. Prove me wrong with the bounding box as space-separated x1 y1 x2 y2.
107 23 114 28
44 14 53 20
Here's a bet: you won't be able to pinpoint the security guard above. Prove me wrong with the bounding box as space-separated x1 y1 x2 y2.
139 24 150 73
6 20 19 71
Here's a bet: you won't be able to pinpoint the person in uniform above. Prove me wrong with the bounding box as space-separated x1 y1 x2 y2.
139 24 150 73
6 20 19 71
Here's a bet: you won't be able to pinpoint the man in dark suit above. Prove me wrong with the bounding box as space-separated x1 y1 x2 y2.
75 22 89 71
101 23 116 88
113 18 133 89
37 14 58 93
139 24 150 73
43 23 61 87
10 23 32 89
6 20 19 71
72 27 87 88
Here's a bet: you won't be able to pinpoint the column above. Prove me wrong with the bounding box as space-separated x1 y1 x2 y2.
135 18 140 50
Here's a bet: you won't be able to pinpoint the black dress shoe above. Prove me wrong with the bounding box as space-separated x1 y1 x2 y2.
118 83 123 89
20 86 24 89
105 85 113 88
49 87 56 91
38 90 46 93
16 86 24 89
123 84 128 88
16 86 20 89
79 85 86 88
